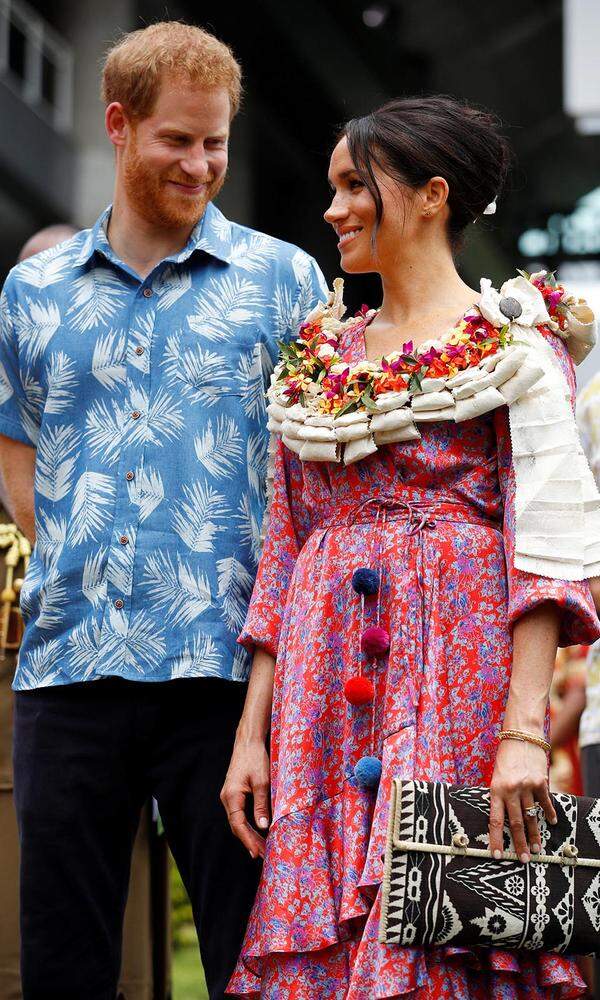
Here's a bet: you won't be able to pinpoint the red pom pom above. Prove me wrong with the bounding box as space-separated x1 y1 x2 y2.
344 676 375 706
361 626 390 657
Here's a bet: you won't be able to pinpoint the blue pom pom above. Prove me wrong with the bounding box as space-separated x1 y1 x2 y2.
351 568 380 596
353 756 382 788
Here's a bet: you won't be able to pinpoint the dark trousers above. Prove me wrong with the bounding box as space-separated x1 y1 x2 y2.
13 677 259 1000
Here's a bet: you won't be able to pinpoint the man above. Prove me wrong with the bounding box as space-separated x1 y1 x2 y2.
0 21 327 1000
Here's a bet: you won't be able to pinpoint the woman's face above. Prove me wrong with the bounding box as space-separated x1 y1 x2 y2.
324 137 433 274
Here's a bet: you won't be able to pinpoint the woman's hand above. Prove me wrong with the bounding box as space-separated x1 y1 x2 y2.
489 738 557 862
221 738 271 860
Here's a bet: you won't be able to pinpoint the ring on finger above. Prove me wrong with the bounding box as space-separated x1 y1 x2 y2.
524 805 539 819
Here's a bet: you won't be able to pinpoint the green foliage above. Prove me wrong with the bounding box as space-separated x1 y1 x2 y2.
170 855 195 950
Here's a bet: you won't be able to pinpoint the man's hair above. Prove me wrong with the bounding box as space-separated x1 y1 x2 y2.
101 21 242 121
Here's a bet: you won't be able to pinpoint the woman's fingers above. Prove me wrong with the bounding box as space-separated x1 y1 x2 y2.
522 797 541 854
223 789 266 858
536 780 558 826
488 791 506 857
506 795 530 861
252 779 271 833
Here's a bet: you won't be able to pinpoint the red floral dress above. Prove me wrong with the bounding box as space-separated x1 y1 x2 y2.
227 317 600 999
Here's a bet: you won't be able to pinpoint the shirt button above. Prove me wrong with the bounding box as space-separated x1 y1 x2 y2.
114 598 124 609
125 471 134 481
119 535 129 545
131 410 141 420
142 288 153 298
135 346 145 356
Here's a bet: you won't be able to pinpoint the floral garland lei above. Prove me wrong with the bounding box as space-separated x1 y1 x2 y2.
275 270 571 418
266 269 586 466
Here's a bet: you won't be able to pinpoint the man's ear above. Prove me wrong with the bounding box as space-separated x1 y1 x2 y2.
105 102 131 148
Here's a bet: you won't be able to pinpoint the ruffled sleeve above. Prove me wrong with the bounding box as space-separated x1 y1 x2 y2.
238 437 311 657
494 331 600 647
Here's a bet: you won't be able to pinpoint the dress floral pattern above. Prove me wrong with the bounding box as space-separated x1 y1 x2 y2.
227 315 600 999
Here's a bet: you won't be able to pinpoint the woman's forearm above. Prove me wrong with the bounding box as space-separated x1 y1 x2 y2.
236 647 276 744
502 601 560 733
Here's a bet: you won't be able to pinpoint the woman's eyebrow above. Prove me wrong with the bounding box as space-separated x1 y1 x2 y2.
327 169 357 190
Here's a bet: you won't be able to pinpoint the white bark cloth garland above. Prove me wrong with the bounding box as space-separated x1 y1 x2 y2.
266 272 600 581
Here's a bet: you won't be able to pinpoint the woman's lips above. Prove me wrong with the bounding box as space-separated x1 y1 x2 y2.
337 228 363 250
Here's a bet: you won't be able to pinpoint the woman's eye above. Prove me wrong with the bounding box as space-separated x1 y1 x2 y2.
349 179 364 191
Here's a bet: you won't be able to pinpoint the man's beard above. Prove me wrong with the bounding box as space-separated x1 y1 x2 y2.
123 137 225 229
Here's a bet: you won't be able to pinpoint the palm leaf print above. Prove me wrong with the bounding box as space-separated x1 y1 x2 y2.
91 330 127 388
16 244 73 289
188 274 265 341
270 283 296 339
84 398 124 466
127 386 184 447
209 212 231 241
142 551 212 626
36 567 67 631
67 267 127 332
217 556 254 631
19 374 45 441
15 298 61 364
82 549 107 608
172 480 228 553
127 466 164 522
100 608 166 675
36 512 68 567
237 346 265 419
106 525 136 596
171 635 221 678
194 416 243 478
174 347 234 405
232 642 251 681
45 352 78 413
154 265 192 311
21 638 62 687
229 234 277 274
236 492 261 566
129 315 153 374
247 432 268 498
68 471 116 545
0 360 13 405
18 559 44 619
35 423 80 501
67 617 101 676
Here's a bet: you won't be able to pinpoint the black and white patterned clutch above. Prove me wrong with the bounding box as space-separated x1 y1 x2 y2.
379 779 600 955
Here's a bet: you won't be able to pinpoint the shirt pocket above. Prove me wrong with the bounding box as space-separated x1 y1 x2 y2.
175 332 260 402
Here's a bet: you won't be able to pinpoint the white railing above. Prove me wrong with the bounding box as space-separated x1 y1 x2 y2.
0 0 73 133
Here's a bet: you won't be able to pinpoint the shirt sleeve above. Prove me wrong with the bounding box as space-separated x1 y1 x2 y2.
238 437 310 657
494 330 600 647
0 282 39 446
286 255 328 344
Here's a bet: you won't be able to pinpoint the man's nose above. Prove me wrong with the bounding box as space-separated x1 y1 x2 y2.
180 150 210 180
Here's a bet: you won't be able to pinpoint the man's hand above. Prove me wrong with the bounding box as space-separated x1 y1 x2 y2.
220 739 270 860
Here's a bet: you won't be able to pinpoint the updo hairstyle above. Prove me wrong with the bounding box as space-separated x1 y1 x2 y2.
341 95 512 250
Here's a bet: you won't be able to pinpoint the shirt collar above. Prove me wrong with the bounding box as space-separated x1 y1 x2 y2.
73 201 233 269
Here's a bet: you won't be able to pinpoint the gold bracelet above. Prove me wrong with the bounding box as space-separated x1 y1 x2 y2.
498 729 551 754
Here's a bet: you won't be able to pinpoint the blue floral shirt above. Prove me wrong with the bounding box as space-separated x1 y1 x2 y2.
0 203 327 690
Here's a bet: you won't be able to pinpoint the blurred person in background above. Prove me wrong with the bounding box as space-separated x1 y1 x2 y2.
0 20 326 1000
1 224 171 1000
576 374 600 998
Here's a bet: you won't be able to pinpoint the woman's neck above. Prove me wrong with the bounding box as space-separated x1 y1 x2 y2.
375 240 477 330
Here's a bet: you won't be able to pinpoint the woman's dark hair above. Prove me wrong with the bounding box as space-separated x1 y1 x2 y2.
340 95 512 251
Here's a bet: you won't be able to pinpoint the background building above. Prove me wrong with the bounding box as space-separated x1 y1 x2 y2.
2 0 600 368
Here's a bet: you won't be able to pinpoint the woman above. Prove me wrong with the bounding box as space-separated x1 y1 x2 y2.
222 96 600 998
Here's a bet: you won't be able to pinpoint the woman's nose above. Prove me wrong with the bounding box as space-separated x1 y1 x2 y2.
324 196 348 225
